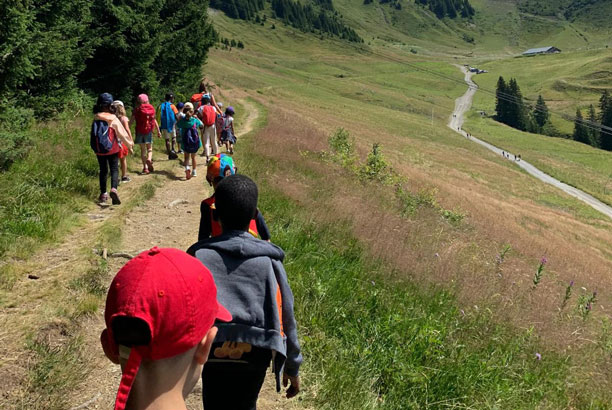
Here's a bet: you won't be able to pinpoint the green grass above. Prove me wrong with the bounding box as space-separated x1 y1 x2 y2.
235 102 602 409
464 111 612 206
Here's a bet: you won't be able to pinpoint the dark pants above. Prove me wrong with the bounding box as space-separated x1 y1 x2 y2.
202 344 272 410
97 154 119 194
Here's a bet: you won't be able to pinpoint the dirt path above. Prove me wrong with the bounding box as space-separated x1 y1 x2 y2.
66 98 303 410
449 65 612 220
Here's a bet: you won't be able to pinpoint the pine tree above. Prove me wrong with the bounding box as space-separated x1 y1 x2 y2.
495 76 508 124
572 109 590 145
586 104 600 147
533 95 549 129
601 98 612 151
507 78 527 131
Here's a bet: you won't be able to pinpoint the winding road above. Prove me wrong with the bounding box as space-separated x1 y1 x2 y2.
449 66 612 220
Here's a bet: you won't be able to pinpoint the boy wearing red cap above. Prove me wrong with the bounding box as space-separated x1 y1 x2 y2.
187 175 302 410
100 247 231 410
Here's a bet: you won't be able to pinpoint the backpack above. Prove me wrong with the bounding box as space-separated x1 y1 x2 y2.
190 93 203 111
215 113 225 131
204 197 260 239
182 123 200 152
90 119 119 155
201 105 216 127
160 102 176 132
135 104 156 135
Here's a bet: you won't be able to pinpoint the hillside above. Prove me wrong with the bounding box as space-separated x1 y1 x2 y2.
2 1 612 409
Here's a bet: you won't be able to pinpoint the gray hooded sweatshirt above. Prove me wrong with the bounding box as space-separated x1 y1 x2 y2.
187 231 302 387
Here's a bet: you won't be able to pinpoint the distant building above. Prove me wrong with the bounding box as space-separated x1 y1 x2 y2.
522 46 561 56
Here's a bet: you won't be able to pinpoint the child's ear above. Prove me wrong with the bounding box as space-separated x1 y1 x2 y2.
100 329 120 364
195 326 218 365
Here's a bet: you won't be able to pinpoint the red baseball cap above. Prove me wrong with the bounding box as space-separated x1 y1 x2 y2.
101 247 231 410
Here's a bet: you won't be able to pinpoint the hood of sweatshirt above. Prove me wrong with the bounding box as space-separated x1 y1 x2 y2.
192 231 285 261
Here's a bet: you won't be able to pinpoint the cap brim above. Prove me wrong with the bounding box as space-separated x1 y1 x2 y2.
216 303 232 322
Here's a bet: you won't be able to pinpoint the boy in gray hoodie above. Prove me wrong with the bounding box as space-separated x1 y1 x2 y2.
187 174 302 410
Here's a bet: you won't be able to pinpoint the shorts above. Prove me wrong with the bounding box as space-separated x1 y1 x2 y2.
118 143 129 159
135 132 152 144
162 128 176 140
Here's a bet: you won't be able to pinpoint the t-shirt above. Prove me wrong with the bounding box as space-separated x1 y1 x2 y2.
222 115 233 130
176 117 203 137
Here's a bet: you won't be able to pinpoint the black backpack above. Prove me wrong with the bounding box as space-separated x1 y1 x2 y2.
90 119 117 154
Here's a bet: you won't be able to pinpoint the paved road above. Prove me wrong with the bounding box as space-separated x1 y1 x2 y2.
448 66 612 220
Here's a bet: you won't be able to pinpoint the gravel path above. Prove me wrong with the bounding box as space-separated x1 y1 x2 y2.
449 66 612 220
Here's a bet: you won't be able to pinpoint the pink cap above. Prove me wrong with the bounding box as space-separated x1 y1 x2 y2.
137 94 149 104
101 247 231 410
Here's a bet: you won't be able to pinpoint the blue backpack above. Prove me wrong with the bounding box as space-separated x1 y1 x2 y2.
90 119 118 155
160 102 176 132
182 124 200 153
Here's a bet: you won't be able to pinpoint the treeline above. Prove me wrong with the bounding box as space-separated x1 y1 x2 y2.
572 91 612 151
1 0 217 118
365 0 475 19
495 76 612 151
211 0 362 42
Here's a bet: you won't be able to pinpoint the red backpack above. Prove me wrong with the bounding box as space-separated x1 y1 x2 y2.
201 105 216 126
190 93 203 111
134 103 156 135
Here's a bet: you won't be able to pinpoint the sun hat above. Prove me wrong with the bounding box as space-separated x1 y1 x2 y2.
177 102 185 110
206 154 236 184
137 93 149 104
101 247 231 410
217 102 224 108
184 102 194 111
112 100 124 107
201 94 211 103
226 106 235 115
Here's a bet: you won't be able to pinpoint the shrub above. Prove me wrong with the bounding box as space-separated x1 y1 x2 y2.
0 104 34 171
359 143 391 182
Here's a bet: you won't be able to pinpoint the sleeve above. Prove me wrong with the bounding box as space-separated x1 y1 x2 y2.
171 104 178 115
196 118 204 128
273 260 302 376
111 117 131 148
198 201 212 241
255 210 271 241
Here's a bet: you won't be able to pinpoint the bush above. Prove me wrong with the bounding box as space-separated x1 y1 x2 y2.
0 104 34 171
328 127 356 166
359 143 391 182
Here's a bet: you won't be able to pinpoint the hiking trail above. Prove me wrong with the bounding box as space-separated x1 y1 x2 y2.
449 65 612 220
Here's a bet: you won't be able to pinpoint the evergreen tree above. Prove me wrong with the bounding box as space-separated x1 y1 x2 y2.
495 76 508 124
572 109 590 145
533 95 549 129
601 98 612 151
586 104 600 147
507 78 527 131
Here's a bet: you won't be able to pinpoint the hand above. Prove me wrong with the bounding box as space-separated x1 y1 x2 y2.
157 133 162 139
283 373 300 398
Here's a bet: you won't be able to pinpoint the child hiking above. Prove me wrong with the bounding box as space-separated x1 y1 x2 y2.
190 80 223 113
176 102 203 180
187 175 302 409
110 100 134 183
220 106 237 154
198 154 271 241
197 95 218 161
159 93 179 159
131 94 161 174
101 247 232 410
90 93 130 205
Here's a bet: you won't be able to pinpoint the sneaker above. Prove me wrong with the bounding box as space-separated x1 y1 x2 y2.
121 176 131 183
168 151 178 160
177 149 184 154
142 168 150 175
98 193 109 204
185 168 192 180
146 159 154 172
192 169 197 177
110 188 121 205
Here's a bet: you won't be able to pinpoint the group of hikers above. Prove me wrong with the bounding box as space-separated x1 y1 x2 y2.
91 82 301 410
90 82 237 205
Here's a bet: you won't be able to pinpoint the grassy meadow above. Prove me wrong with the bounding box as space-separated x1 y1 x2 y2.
2 2 612 409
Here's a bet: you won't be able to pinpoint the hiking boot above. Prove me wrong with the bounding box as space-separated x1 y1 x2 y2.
110 188 121 205
146 159 154 172
121 176 131 183
98 193 109 204
192 169 197 177
185 168 192 180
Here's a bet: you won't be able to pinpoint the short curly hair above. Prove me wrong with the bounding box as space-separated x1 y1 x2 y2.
215 175 258 232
